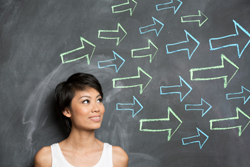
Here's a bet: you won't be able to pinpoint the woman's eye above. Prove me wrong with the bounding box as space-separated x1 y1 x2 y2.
97 98 103 103
82 100 90 104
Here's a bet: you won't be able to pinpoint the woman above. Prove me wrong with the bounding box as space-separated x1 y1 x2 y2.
34 73 129 167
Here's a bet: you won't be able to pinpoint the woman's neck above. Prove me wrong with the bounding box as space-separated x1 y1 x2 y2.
61 127 101 152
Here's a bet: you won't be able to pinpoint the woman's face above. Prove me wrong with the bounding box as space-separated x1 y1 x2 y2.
66 87 105 131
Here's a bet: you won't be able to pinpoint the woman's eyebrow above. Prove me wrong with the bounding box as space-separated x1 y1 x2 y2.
96 95 101 98
78 95 91 100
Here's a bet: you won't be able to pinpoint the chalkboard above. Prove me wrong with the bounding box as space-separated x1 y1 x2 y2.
1 0 250 166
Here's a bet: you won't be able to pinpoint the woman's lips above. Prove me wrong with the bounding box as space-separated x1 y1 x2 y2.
89 116 101 121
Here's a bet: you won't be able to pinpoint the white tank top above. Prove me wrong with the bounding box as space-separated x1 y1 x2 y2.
50 143 113 167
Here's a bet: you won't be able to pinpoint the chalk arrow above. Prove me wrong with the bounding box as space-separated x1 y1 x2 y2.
116 96 143 117
112 67 152 94
209 20 250 58
226 86 250 104
181 10 208 27
156 0 182 14
160 76 192 102
98 23 127 46
182 127 209 149
111 0 137 16
140 107 182 141
185 98 212 117
131 39 158 63
166 30 200 60
97 51 125 73
210 107 250 136
139 17 164 36
60 37 96 65
190 54 239 88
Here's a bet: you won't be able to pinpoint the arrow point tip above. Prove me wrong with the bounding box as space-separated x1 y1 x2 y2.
179 76 192 101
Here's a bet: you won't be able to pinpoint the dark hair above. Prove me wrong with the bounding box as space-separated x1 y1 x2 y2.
54 73 103 132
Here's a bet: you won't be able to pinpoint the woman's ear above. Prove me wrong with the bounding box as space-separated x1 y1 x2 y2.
62 108 71 118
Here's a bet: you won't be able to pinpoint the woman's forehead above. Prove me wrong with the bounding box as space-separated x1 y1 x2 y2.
74 88 100 98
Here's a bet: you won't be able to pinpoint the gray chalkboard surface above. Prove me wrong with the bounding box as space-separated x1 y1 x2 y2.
1 0 250 166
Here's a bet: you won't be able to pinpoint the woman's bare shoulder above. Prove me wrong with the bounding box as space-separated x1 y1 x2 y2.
112 146 129 167
34 146 52 167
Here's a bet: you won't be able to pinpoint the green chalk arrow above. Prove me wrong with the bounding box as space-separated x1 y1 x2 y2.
181 10 208 27
98 23 127 46
131 39 158 63
112 67 152 94
111 0 137 16
210 107 250 136
190 54 239 88
140 107 182 141
60 37 96 65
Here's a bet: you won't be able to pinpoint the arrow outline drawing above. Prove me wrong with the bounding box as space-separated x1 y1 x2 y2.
139 17 164 36
210 107 250 136
112 66 152 94
226 86 250 104
160 76 192 102
209 20 250 58
139 107 182 141
60 37 96 65
116 96 143 117
156 0 183 14
97 51 125 73
166 30 200 60
98 23 127 46
182 127 209 149
131 39 158 63
111 0 137 16
181 10 208 27
185 98 212 117
190 54 239 88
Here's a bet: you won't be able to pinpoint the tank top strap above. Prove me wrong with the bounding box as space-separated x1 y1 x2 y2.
51 143 74 167
94 143 113 167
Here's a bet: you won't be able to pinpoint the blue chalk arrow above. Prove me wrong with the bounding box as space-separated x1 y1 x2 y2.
98 51 125 73
209 20 250 58
166 30 200 60
226 86 250 104
156 0 182 14
182 127 209 149
160 76 192 102
185 98 212 117
139 17 164 36
116 96 143 117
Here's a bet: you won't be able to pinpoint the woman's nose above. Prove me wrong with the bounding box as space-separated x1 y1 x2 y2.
91 102 100 112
